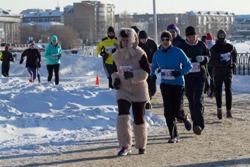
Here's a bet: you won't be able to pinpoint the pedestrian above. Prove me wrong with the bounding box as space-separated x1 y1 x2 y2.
166 24 185 47
130 25 140 35
1 45 14 77
151 31 192 143
179 26 210 135
208 29 237 119
111 28 150 155
138 30 158 109
44 35 62 85
96 26 118 88
206 33 215 98
20 41 41 82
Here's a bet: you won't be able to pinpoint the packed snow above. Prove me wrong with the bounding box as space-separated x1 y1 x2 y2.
0 42 250 157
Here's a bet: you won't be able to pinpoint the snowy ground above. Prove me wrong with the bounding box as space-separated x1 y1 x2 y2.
0 42 250 159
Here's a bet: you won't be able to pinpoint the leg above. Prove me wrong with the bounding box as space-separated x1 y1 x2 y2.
54 64 60 85
224 76 233 118
46 65 53 82
160 84 178 141
105 64 114 89
117 100 132 156
214 75 224 119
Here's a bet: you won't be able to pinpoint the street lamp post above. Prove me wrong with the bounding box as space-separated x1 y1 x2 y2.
153 0 158 45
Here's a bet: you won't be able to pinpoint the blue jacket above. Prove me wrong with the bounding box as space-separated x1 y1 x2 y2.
151 46 192 86
44 43 62 65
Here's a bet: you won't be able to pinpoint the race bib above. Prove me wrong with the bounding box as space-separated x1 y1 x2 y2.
106 46 115 53
190 62 200 73
220 52 230 62
53 54 58 59
161 69 175 80
119 65 133 74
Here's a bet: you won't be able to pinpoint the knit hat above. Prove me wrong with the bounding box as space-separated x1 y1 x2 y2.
5 45 10 50
217 29 227 38
185 26 196 36
160 31 172 40
167 24 180 35
28 40 35 46
51 35 58 42
107 26 115 33
206 33 213 40
130 26 140 34
139 30 148 39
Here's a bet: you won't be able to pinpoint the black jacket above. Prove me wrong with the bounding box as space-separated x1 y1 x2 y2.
208 41 237 76
139 38 158 63
1 50 14 66
20 48 41 68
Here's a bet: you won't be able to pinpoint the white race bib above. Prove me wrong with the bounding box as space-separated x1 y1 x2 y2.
190 62 200 73
220 52 230 62
161 69 175 80
119 65 133 74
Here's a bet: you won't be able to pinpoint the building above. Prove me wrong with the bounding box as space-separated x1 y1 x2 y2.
64 1 115 45
232 15 250 40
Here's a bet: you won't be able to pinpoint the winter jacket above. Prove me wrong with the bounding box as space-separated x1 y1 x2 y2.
111 28 150 103
172 35 185 48
1 50 14 66
96 36 118 65
179 40 210 78
151 45 192 86
208 41 237 76
138 38 158 63
44 43 62 65
20 48 41 68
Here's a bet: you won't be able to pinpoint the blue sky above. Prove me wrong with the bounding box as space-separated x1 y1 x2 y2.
2 0 250 15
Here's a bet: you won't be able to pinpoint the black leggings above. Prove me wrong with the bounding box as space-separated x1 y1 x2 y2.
47 64 60 85
117 99 146 125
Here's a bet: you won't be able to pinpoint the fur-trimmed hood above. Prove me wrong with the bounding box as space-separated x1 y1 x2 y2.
117 28 138 49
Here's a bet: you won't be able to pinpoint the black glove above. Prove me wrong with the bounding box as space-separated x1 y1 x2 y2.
157 68 161 73
100 51 108 62
123 71 133 79
171 70 181 78
113 78 121 90
111 48 116 53
151 75 157 82
231 63 236 69
19 59 23 64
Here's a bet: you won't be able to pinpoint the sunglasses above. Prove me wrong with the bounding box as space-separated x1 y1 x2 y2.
161 38 171 42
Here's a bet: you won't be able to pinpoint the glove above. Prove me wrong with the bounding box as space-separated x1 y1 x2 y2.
196 55 204 62
231 63 236 69
157 68 161 73
171 70 181 78
37 62 41 68
151 75 157 81
111 48 116 53
100 51 108 61
113 78 121 90
123 71 133 79
19 59 23 64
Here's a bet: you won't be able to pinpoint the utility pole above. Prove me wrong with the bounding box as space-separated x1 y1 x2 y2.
153 0 158 45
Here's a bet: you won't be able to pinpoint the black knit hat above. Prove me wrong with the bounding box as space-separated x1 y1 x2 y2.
139 30 148 39
217 29 227 38
185 26 196 36
160 31 172 40
131 26 140 34
107 26 115 33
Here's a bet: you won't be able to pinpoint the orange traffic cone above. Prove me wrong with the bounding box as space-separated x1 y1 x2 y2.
95 74 100 86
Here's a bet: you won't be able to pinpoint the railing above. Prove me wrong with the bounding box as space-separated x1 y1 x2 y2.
236 53 250 75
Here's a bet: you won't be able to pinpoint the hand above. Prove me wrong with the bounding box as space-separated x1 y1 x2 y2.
157 68 161 73
231 63 236 69
19 59 23 64
123 71 133 79
37 62 41 68
111 48 116 53
113 78 121 90
171 70 181 78
100 51 108 61
151 75 157 81
196 55 204 62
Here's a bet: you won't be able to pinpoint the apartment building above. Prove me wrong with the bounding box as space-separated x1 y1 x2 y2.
64 1 115 45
